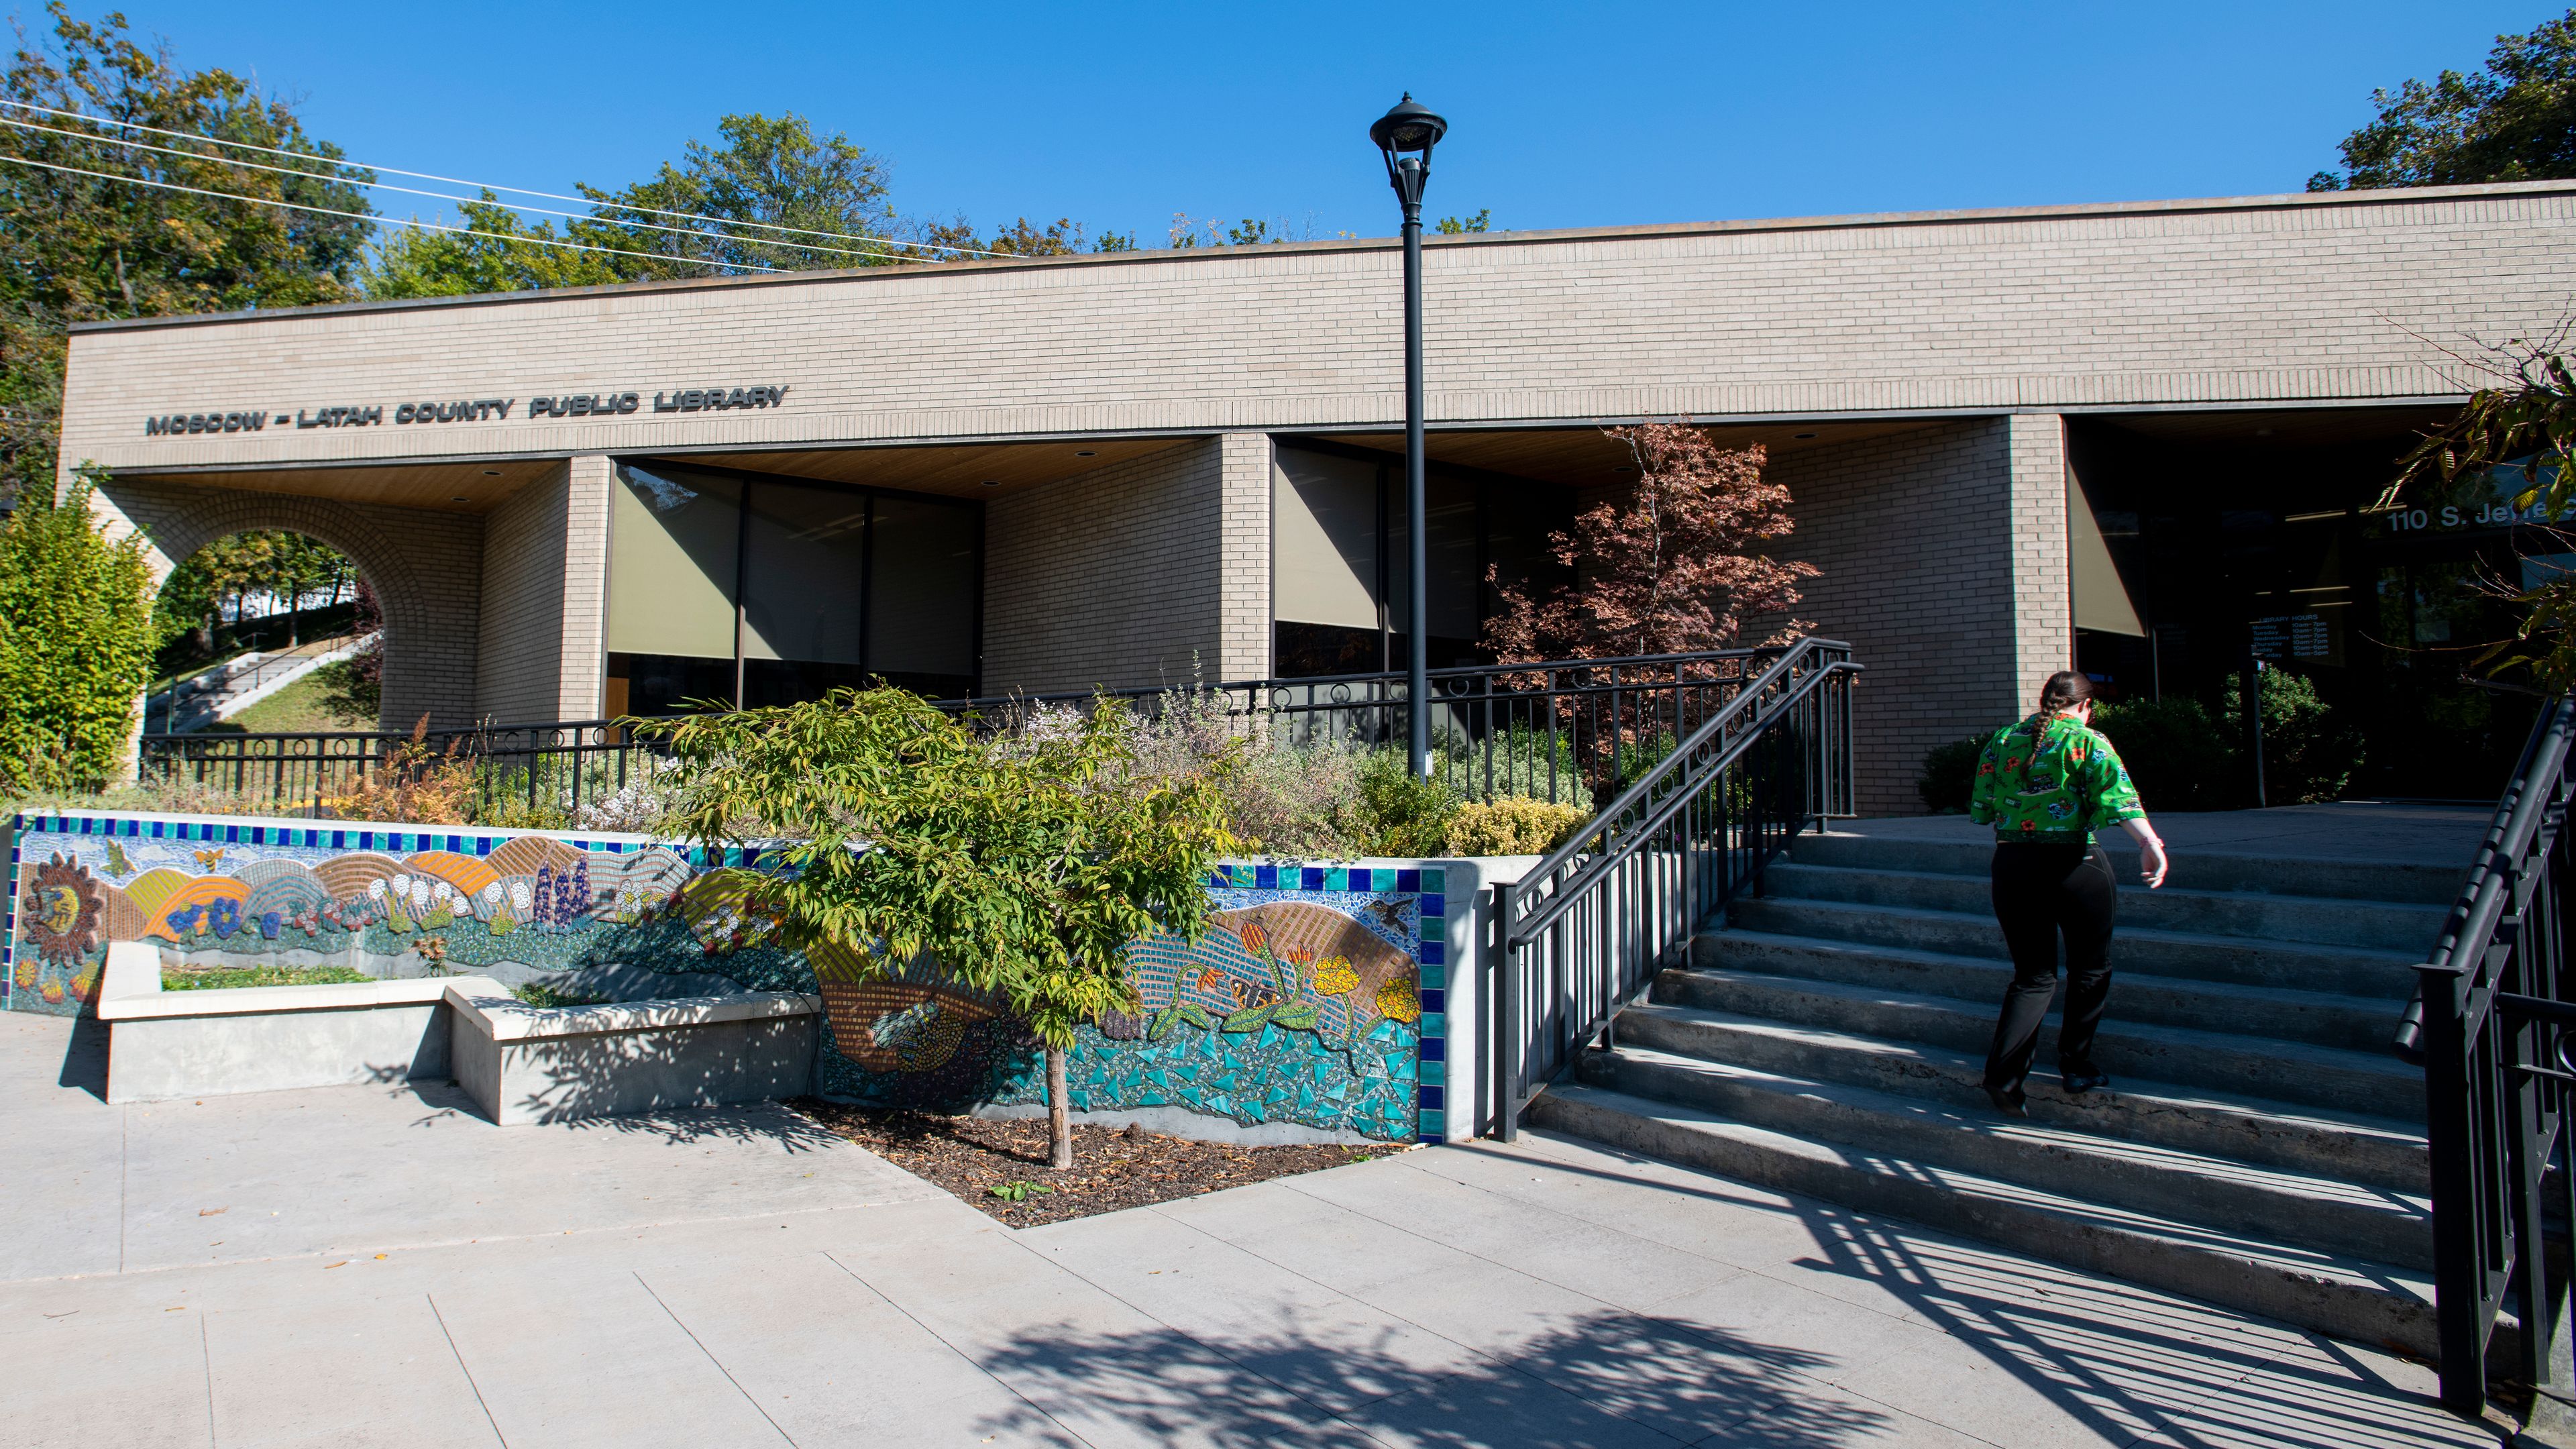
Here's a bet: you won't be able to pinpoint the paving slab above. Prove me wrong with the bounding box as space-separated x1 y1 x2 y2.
0 1011 2511 1448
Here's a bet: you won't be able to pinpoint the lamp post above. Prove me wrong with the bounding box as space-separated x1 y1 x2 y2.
1371 94 1447 779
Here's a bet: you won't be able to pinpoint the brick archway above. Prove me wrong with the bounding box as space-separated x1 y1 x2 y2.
91 478 485 734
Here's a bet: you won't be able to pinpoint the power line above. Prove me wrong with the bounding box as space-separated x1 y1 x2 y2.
0 113 935 267
0 152 790 274
0 96 1009 259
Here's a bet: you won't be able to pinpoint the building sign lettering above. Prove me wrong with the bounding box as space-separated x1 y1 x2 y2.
140 384 790 436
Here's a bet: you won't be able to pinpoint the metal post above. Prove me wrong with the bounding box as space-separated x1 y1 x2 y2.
1398 161 1431 779
1494 879 1519 1142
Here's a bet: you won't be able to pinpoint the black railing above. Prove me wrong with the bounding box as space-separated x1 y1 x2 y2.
1491 639 1860 1138
2406 693 2576 1415
137 645 1845 821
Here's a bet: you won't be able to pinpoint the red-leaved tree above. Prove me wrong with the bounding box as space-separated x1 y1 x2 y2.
1483 423 1817 663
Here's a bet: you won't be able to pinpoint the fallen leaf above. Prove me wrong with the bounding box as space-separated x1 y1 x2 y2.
372 1253 387 1260
323 1260 347 1270
42 1310 76 1318
198 1208 226 1218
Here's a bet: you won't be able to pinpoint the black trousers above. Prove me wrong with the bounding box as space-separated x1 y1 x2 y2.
1982 842 2118 1091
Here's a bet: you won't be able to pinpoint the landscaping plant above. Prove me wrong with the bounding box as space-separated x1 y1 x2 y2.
641 688 1238 1171
1444 796 1591 856
0 474 161 791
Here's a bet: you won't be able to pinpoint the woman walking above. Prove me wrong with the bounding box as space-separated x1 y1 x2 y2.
1967 670 2169 1114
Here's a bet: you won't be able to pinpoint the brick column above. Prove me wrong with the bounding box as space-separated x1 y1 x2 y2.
1218 433 1273 682
559 455 612 718
2006 413 2074 702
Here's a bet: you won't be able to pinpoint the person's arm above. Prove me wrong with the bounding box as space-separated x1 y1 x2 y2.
2086 735 2167 888
2119 815 2169 890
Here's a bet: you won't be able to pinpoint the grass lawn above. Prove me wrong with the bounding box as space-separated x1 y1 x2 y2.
162 963 374 990
205 672 373 735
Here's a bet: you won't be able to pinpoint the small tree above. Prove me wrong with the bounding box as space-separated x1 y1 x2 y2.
2381 327 2576 688
0 473 160 789
642 690 1238 1170
1484 422 1817 663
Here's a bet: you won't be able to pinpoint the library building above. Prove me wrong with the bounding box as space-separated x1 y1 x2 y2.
53 178 2576 811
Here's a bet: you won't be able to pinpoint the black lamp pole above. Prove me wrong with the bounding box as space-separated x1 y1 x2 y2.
1371 95 1448 780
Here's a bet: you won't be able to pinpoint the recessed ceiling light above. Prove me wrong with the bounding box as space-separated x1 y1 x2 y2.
482 468 501 476
451 496 470 502
1075 449 1097 458
1792 432 1817 440
981 480 1000 487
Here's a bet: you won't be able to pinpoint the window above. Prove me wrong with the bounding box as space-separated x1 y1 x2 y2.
605 462 979 715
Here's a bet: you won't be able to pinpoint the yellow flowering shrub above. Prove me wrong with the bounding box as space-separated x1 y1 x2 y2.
1444 796 1591 857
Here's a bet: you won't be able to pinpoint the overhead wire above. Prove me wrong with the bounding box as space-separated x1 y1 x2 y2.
0 113 935 267
0 96 1010 259
0 152 790 273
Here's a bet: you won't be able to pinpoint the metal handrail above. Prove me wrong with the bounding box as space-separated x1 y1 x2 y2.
1491 638 1860 1140
2411 693 2576 1413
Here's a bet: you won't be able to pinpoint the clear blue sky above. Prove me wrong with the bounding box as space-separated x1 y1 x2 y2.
48 1 2569 246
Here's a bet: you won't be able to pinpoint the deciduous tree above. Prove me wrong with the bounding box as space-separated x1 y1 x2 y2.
0 472 159 788
2310 9 2576 191
1483 423 1816 663
641 690 1237 1171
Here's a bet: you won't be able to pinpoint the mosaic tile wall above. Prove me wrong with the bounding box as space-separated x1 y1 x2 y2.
3 811 1443 1142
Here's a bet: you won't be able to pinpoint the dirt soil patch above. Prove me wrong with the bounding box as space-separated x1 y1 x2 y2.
796 1099 1405 1227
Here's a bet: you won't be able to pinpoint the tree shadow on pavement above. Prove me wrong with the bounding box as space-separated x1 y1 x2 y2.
963 1307 1891 1448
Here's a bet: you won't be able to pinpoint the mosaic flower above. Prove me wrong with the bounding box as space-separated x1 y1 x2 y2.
508 880 534 912
21 855 105 969
38 977 64 1006
12 956 37 991
67 969 95 1004
478 881 502 906
366 878 388 901
1238 921 1267 955
1312 957 1359 996
1374 977 1421 1025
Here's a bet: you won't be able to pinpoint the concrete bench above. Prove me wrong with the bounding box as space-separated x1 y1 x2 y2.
95 943 822 1123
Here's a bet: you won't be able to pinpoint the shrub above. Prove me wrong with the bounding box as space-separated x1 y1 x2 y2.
1917 735 1987 813
1429 722 1584 804
2091 696 2239 811
0 476 162 790
2222 670 2363 806
1446 796 1591 856
1352 748 1462 856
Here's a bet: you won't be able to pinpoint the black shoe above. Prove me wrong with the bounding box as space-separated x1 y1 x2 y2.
2061 1070 2110 1095
1984 1084 2028 1116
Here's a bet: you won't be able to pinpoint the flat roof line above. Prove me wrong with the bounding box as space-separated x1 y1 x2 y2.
67 178 2576 336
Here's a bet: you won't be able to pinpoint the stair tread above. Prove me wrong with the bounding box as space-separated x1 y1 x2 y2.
1620 999 2428 1144
1601 1043 2430 1220
1764 861 2449 916
1694 927 2418 1012
1664 959 2422 1081
1538 1081 2434 1299
1727 896 2422 964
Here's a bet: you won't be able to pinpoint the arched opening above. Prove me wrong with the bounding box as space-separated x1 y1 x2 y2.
145 529 382 735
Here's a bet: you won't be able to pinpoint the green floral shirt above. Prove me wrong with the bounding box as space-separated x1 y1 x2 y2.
1968 714 2144 843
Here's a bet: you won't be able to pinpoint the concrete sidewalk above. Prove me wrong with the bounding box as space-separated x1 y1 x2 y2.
0 1012 2492 1448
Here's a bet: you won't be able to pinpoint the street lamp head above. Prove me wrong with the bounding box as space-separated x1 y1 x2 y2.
1370 94 1448 160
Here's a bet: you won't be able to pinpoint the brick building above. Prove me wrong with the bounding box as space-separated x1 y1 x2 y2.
55 180 2576 811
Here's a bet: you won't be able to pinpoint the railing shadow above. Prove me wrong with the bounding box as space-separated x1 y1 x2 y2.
1490 1139 2474 1449
958 1307 1891 1447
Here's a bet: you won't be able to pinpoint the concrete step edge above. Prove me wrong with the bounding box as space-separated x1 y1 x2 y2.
1527 1082 2440 1357
1725 898 2422 965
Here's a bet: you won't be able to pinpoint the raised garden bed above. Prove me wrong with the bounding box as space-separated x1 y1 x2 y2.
799 1100 1404 1226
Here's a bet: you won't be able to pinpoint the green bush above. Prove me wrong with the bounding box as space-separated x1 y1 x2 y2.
162 963 371 991
2222 670 2363 806
2092 696 2241 811
1353 748 1463 856
0 476 162 790
1917 735 1988 812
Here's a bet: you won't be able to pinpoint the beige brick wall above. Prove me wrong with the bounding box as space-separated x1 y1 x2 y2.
982 440 1230 694
1770 419 2046 814
1218 433 1273 681
93 478 485 733
2006 414 2074 696
559 455 611 718
474 463 570 723
58 182 2573 476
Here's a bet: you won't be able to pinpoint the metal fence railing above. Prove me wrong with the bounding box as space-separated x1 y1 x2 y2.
2398 693 2576 1414
1491 639 1860 1139
136 642 1858 824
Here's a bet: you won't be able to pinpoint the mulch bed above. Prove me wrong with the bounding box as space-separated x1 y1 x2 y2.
794 1099 1404 1227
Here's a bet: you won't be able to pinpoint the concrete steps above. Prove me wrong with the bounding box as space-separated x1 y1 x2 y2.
1527 826 2446 1354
